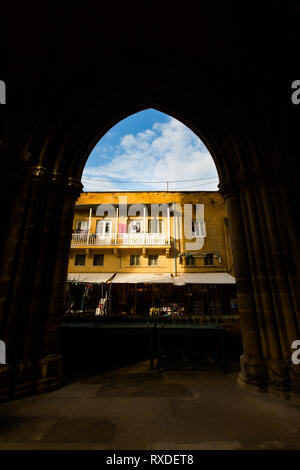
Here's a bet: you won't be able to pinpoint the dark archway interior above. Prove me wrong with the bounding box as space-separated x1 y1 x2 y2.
0 2 299 401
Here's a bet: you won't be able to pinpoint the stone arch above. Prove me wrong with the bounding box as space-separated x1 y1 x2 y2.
20 65 256 182
0 69 299 402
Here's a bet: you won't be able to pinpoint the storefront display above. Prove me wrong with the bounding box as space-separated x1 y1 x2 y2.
95 298 107 315
64 279 238 321
65 281 112 316
150 305 185 317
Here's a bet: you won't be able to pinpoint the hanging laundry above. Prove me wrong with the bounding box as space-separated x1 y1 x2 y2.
118 223 127 233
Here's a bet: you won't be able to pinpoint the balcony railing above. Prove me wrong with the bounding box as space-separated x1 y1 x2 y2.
71 232 170 246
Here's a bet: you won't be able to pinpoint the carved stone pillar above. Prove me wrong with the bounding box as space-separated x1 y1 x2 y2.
35 176 83 392
259 168 300 398
0 163 32 401
0 165 82 401
23 171 64 364
1 165 49 398
220 180 267 392
221 167 300 401
240 175 289 397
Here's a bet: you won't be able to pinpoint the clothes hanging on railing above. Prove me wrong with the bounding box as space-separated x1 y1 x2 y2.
118 223 127 233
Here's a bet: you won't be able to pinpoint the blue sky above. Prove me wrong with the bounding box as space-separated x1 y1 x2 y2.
82 109 219 192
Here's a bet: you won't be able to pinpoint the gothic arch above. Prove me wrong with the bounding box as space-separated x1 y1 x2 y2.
0 59 299 403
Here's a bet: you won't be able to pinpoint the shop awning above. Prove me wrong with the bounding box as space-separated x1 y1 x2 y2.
67 272 236 285
67 273 115 283
177 273 236 284
111 273 174 284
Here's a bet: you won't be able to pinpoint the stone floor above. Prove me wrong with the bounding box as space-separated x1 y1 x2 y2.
0 361 300 450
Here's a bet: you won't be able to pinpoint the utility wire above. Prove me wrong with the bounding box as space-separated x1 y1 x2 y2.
168 180 219 190
82 179 219 191
82 176 218 184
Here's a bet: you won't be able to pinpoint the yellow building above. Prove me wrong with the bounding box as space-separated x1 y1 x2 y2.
66 191 237 318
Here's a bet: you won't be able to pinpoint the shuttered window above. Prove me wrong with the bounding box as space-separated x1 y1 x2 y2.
186 255 196 266
96 220 112 235
130 255 140 266
93 254 104 266
75 220 89 233
204 253 214 265
148 219 163 233
148 255 159 266
191 220 206 237
75 254 86 266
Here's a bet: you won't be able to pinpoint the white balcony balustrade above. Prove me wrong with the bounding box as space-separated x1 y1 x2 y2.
71 232 170 246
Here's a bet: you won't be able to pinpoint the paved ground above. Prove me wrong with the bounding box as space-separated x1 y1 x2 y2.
0 361 300 450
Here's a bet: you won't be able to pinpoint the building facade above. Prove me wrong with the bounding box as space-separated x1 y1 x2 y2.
66 191 237 319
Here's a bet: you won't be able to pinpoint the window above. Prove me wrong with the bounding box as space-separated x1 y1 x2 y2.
75 254 86 266
148 255 159 266
186 255 196 266
204 253 214 265
96 220 112 235
75 220 89 233
148 219 163 233
93 254 104 266
130 254 140 266
191 220 206 237
128 220 143 233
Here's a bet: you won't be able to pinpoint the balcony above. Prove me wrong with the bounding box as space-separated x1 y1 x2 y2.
71 232 171 247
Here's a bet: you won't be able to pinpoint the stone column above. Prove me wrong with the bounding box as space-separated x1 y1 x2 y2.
220 180 268 392
0 162 32 401
240 175 290 397
35 176 83 393
0 165 82 401
259 168 300 398
22 171 64 365
221 168 300 401
0 165 51 398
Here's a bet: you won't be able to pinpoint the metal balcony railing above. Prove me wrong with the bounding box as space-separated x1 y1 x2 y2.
71 232 170 246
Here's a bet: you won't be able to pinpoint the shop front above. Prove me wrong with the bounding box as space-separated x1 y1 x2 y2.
110 272 237 320
110 273 181 317
65 272 238 322
63 272 240 370
65 273 114 317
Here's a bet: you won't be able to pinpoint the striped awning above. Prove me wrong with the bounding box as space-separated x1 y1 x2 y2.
67 273 115 283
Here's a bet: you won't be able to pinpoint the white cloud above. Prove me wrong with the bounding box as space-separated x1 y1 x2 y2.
82 117 219 191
